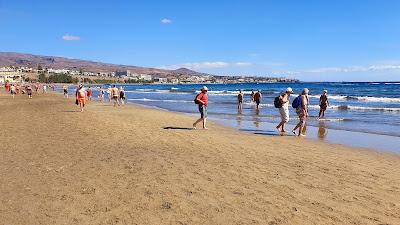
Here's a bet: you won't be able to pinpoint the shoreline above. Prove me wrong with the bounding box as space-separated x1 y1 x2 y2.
123 99 400 153
1 92 400 224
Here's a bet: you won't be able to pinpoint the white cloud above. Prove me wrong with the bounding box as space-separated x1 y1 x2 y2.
161 18 172 24
160 61 253 70
305 64 400 73
62 35 80 41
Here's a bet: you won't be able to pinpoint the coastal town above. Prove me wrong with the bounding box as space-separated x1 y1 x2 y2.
0 65 299 84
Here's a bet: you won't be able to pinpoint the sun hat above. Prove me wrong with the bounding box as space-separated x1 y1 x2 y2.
303 88 309 94
323 90 328 93
202 86 208 91
286 87 294 93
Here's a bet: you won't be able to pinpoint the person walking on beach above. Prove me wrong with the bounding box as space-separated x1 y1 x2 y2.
319 90 330 118
119 87 126 105
237 89 244 111
250 90 255 103
63 85 69 98
107 87 112 102
111 85 120 107
292 88 309 137
10 84 16 98
193 86 209 129
43 85 47 93
75 84 86 112
254 90 262 109
276 87 294 133
98 87 105 102
87 87 93 101
27 85 33 99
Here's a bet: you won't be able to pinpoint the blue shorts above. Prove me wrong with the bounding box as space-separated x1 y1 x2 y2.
199 105 207 118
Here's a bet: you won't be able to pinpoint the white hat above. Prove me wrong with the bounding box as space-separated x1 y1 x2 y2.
286 87 294 93
202 86 208 91
303 88 309 94
323 90 328 93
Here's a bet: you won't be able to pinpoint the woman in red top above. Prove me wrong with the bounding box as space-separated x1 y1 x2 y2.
87 87 93 101
193 86 209 129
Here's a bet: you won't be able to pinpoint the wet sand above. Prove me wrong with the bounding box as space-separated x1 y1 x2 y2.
1 92 400 225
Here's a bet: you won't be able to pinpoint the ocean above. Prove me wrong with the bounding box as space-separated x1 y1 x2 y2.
66 82 400 152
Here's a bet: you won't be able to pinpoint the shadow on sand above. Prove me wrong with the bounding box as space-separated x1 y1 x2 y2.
61 110 80 113
240 128 283 136
163 126 193 130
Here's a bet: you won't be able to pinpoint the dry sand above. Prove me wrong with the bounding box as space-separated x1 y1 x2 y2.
0 91 399 225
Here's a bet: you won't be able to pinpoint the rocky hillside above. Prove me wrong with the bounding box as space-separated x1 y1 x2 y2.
0 52 207 77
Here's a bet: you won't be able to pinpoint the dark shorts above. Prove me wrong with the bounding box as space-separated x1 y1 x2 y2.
255 100 260 105
113 96 118 100
199 105 208 118
320 104 327 110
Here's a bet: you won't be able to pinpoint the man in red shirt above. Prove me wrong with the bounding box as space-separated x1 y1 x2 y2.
193 86 209 129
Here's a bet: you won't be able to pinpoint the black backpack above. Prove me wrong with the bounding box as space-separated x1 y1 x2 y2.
274 96 283 108
194 93 201 104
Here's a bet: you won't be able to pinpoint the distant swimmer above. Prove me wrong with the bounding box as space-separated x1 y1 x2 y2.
119 87 126 105
27 85 33 99
75 84 86 112
193 86 209 129
111 85 120 107
237 89 244 111
254 90 262 109
10 84 16 98
63 85 69 98
87 87 93 101
275 87 294 133
319 90 330 118
292 88 309 137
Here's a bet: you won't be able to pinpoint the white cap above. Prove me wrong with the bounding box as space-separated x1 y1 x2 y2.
202 86 208 91
323 90 328 93
303 88 309 94
286 87 294 93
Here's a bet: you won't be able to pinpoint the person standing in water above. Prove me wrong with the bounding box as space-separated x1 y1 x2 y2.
292 88 309 137
250 90 255 103
319 90 330 118
75 84 87 112
111 85 120 107
119 87 126 105
193 86 209 129
276 87 294 133
253 90 262 110
237 89 244 111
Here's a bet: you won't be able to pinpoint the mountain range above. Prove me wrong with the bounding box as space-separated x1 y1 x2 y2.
0 52 209 77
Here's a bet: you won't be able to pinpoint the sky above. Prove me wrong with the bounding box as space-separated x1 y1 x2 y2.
1 0 400 81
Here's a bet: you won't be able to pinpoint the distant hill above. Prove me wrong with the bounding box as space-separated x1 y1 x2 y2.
0 52 208 77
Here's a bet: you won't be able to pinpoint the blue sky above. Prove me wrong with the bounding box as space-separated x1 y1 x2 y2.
1 0 400 81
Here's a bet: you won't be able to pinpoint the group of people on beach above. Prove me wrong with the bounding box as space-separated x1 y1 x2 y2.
72 84 126 112
266 88 329 136
192 85 330 137
3 82 55 99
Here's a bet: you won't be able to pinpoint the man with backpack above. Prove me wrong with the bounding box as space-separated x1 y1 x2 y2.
275 87 294 133
292 88 310 136
193 86 209 129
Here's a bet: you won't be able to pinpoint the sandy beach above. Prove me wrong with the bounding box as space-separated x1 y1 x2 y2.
1 92 400 225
